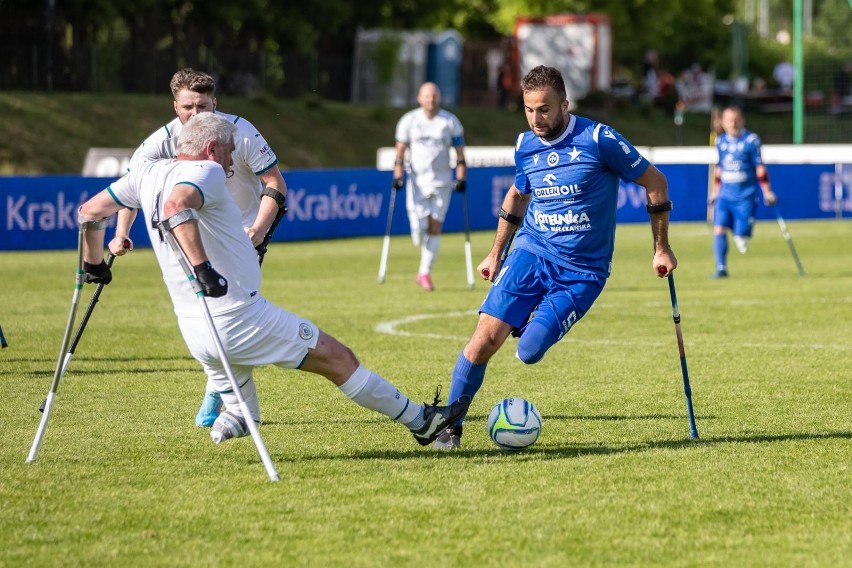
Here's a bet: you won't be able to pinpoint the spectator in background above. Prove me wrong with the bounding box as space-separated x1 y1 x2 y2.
643 49 659 100
773 60 794 93
497 64 512 109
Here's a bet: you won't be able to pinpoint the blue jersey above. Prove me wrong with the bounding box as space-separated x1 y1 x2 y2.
716 128 764 202
512 115 650 277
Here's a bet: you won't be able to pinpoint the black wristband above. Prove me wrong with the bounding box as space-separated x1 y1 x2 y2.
261 187 287 212
498 208 522 225
646 200 673 214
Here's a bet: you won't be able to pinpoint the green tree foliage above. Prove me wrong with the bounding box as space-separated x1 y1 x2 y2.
3 0 849 95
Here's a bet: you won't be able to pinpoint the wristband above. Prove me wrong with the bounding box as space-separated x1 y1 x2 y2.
261 187 287 212
498 208 522 225
456 159 466 166
646 200 673 214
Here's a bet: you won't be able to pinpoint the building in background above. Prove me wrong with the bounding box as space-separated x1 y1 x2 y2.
351 29 463 107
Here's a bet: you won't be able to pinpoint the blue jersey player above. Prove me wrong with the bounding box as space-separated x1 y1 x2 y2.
433 65 677 449
709 106 777 278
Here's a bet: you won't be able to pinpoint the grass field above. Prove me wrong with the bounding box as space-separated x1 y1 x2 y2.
1 220 850 566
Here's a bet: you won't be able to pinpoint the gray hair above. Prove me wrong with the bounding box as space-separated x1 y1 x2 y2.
177 113 236 155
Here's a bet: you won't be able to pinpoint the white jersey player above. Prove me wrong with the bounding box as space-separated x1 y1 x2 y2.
109 68 288 427
130 109 279 229
392 82 467 291
79 112 470 448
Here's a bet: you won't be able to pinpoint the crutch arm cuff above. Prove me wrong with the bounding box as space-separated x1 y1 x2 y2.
158 208 199 233
77 208 111 230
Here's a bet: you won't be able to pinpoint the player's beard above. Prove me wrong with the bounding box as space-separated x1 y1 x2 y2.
539 113 567 141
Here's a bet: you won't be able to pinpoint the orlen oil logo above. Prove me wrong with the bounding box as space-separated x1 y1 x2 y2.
533 173 582 199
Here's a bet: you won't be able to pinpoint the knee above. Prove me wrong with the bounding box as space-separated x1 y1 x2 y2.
516 322 556 365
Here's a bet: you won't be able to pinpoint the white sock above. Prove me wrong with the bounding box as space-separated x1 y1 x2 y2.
338 365 422 424
419 234 440 275
219 377 260 424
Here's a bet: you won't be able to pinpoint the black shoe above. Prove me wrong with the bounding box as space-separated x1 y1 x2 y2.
710 268 728 279
433 425 463 450
410 388 471 446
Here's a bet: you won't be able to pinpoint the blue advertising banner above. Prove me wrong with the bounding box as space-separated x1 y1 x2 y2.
1 164 849 251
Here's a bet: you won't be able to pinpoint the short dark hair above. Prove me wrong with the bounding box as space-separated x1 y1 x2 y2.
169 68 216 99
521 65 567 100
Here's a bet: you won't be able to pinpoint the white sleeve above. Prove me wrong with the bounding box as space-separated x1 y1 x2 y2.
395 112 412 144
235 119 279 176
107 173 141 210
129 126 176 171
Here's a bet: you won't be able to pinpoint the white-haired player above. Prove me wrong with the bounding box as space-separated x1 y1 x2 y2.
109 68 288 427
79 112 469 448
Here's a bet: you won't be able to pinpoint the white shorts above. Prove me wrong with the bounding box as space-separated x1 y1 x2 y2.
177 297 320 375
405 182 452 223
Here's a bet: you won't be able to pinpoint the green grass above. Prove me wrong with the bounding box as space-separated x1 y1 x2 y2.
0 91 802 175
1 220 851 566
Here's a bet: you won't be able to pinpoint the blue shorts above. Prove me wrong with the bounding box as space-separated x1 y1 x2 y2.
480 248 606 341
714 197 758 237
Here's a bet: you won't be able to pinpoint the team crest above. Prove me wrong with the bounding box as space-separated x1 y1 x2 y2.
547 151 559 167
299 323 314 340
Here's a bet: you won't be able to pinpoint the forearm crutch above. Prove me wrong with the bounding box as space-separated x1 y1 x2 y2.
38 240 130 413
377 186 399 284
773 208 805 277
658 266 699 440
160 226 280 482
461 191 475 290
27 226 87 463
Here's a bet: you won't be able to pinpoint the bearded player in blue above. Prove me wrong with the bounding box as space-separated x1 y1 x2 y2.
434 65 678 449
708 106 777 278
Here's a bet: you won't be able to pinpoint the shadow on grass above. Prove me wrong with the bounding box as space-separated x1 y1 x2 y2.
270 430 852 463
1 355 199 377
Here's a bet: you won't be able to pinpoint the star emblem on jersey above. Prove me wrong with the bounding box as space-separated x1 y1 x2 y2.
567 146 582 162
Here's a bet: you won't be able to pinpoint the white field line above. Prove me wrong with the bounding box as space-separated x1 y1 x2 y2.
375 310 851 351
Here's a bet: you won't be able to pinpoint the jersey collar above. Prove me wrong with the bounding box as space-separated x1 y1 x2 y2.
537 114 576 146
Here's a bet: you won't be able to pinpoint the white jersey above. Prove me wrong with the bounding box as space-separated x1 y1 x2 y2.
129 111 279 228
108 159 262 318
395 108 464 192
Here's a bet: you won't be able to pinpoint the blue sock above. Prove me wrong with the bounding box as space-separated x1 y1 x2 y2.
713 233 728 269
447 352 487 427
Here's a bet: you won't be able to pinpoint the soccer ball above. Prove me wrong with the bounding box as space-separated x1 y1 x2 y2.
486 397 542 451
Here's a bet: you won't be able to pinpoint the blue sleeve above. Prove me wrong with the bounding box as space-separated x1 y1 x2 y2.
513 133 531 194
597 127 649 182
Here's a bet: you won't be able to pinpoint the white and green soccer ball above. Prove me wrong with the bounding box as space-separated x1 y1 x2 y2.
486 397 542 451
